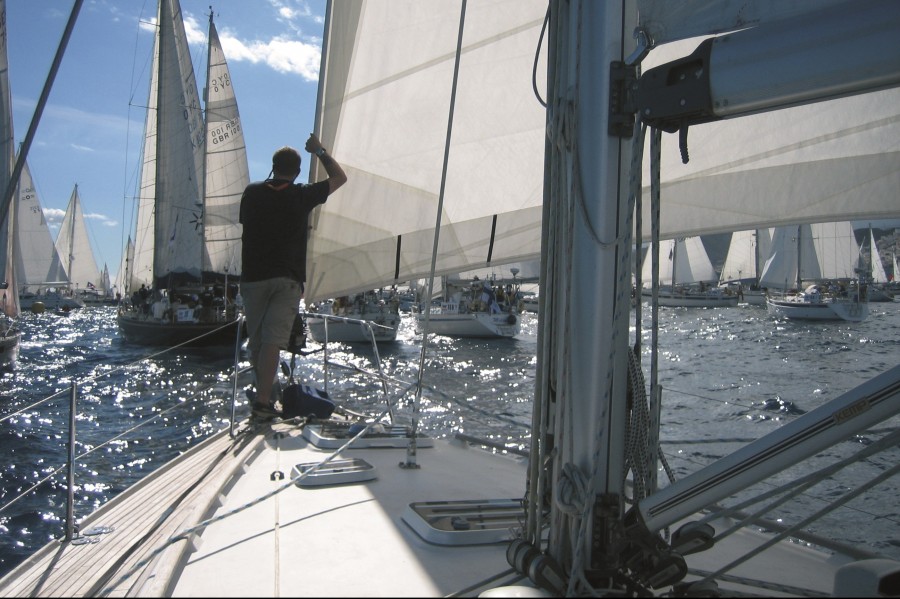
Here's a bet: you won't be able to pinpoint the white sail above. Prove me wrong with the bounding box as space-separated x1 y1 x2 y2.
131 3 245 291
759 222 859 290
309 1 899 303
306 2 548 302
114 236 132 298
13 160 67 289
202 15 248 277
131 0 205 289
54 185 102 293
719 228 772 284
130 13 159 292
869 229 889 284
100 263 111 296
642 236 716 286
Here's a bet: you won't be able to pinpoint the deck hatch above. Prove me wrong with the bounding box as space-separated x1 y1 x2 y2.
302 422 434 449
402 498 524 545
291 458 376 487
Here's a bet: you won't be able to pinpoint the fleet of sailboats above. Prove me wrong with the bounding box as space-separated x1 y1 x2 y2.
116 3 247 347
1 0 899 597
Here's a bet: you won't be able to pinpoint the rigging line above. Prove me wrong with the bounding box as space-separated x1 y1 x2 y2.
531 4 549 108
413 0 469 465
695 428 900 527
0 369 253 516
659 439 900 527
698 460 900 588
0 0 84 227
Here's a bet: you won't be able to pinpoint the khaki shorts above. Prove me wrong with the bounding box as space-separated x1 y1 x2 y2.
240 277 303 362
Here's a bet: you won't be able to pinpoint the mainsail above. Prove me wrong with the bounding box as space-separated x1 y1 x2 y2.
719 228 773 285
130 1 246 292
642 237 717 286
131 0 205 291
759 222 860 290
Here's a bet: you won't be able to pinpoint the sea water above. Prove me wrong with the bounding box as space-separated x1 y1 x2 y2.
1 301 898 577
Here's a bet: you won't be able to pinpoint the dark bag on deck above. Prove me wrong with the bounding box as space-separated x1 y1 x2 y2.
282 384 334 419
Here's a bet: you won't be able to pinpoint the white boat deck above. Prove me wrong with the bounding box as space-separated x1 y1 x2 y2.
172 423 528 597
0 416 867 597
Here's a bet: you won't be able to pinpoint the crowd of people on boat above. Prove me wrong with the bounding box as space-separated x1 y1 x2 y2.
121 283 242 323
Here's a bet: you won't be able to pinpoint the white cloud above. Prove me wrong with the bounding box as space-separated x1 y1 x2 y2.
70 144 95 152
182 3 322 81
43 208 66 225
221 34 320 81
85 212 119 228
183 15 206 46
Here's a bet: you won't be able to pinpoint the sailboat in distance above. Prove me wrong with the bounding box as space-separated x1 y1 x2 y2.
718 228 773 305
761 222 868 321
13 160 83 312
640 236 738 307
54 184 102 303
117 3 247 347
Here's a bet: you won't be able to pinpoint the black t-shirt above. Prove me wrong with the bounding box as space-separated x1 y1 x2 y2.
239 178 330 283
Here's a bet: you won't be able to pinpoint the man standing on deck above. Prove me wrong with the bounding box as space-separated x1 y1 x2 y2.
240 133 347 418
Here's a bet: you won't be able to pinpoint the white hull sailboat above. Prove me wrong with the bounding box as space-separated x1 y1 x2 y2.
13 160 83 312
54 184 103 303
761 223 869 322
306 289 402 343
116 4 246 347
1 1 899 598
718 228 773 305
641 237 739 307
415 277 522 338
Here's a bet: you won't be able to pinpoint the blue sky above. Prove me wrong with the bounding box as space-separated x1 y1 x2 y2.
6 0 327 282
